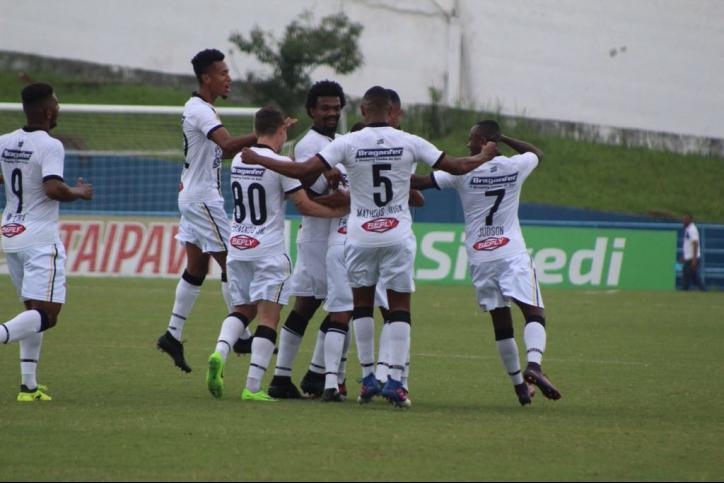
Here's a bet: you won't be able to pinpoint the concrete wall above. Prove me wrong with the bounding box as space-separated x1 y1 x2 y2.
1 0 721 139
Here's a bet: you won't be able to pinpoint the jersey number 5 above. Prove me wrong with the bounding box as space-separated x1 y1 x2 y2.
232 182 267 226
485 189 505 226
372 164 393 207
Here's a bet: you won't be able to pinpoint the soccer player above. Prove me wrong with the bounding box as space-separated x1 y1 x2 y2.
411 120 562 406
240 86 497 407
157 49 257 373
0 83 93 401
267 80 349 399
205 107 348 401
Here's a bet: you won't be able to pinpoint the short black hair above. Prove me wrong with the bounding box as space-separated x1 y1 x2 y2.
191 49 225 82
386 88 401 106
362 86 391 113
474 120 501 141
254 106 286 136
305 80 346 114
21 83 54 111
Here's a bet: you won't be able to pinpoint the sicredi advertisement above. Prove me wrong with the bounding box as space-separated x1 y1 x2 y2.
0 218 677 291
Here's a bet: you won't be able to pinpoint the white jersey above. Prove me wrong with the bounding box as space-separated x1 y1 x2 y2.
1 128 64 253
683 223 701 260
294 128 336 243
433 152 538 262
179 94 224 204
228 145 302 260
327 164 350 246
318 123 443 247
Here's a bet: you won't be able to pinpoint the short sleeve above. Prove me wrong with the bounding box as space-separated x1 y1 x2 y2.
412 135 445 168
432 171 457 190
689 226 700 242
317 136 347 169
308 175 329 195
188 103 223 139
282 174 303 194
42 140 65 182
510 152 539 179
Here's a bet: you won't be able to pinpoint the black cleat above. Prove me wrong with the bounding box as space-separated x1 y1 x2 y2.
514 383 533 406
320 388 345 403
524 363 561 401
338 380 348 401
300 370 325 399
157 331 192 373
268 376 303 399
233 337 253 355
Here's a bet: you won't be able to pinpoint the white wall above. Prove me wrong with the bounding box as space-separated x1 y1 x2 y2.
1 0 721 138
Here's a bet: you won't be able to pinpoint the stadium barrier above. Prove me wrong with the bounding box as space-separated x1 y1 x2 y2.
0 217 676 291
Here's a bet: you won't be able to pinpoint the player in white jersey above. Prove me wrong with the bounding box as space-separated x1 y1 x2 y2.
204 107 347 401
240 86 497 407
157 49 257 374
267 81 352 400
0 83 93 401
412 120 562 405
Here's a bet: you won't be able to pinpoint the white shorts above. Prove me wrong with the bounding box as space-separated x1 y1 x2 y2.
324 244 389 313
227 254 293 306
344 235 416 294
287 241 328 299
6 242 67 304
470 253 544 312
176 200 230 254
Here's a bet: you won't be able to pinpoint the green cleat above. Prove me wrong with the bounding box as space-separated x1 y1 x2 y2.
241 388 277 402
17 385 52 402
206 352 225 399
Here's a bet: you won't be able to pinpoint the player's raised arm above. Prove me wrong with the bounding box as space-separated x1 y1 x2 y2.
434 141 498 175
209 127 257 159
241 148 328 180
288 188 349 219
499 135 544 162
43 177 93 202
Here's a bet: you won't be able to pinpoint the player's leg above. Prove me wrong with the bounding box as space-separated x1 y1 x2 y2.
682 261 692 291
321 311 351 402
352 286 380 403
157 242 208 373
210 250 255 353
375 303 392 385
378 237 417 408
301 307 331 398
489 307 532 406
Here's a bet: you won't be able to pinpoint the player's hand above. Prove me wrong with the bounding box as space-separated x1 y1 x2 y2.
324 168 345 189
76 178 93 200
241 147 259 165
283 117 298 130
314 189 350 208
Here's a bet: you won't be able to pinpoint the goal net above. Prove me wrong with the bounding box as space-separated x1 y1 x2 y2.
0 103 257 216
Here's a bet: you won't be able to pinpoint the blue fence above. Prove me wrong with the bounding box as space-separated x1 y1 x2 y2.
1 155 722 290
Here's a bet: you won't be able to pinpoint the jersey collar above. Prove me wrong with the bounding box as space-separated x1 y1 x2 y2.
253 143 275 151
22 126 48 133
367 122 390 128
311 126 336 140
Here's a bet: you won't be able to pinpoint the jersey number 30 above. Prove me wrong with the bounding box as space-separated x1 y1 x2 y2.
232 182 267 225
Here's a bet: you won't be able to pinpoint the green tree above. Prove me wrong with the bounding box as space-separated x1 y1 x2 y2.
229 11 364 113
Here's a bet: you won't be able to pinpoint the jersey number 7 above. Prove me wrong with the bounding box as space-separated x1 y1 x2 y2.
485 189 505 226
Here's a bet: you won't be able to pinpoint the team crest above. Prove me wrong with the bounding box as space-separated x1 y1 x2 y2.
362 218 399 233
230 235 260 250
2 224 26 238
473 237 510 251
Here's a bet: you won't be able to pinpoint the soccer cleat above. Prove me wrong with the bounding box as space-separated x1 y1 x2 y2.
381 378 410 408
206 352 225 399
268 376 303 399
320 388 345 403
17 385 52 402
338 380 348 401
241 388 277 402
357 373 382 404
514 382 533 406
157 331 192 373
233 337 253 356
524 363 561 401
300 370 325 399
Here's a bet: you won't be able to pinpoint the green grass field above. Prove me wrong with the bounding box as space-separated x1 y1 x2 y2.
1 276 722 481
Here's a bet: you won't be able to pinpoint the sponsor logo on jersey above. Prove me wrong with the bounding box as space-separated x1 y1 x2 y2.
230 235 260 250
337 225 348 235
362 217 399 233
473 237 510 251
470 173 518 188
355 147 404 160
1 149 33 162
1 224 26 238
